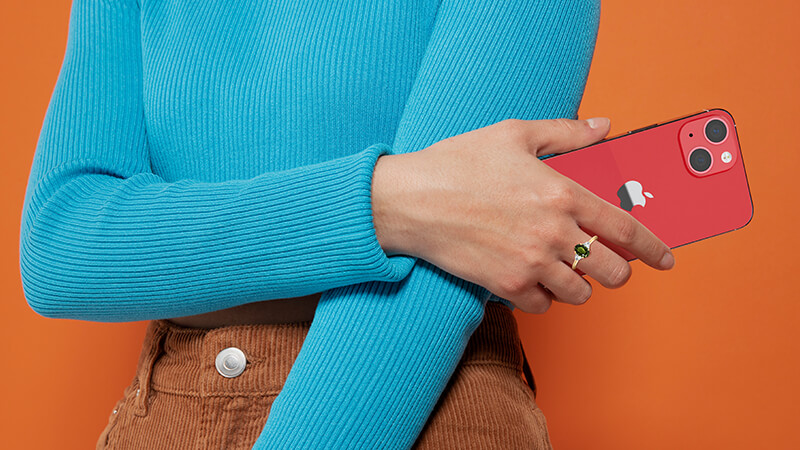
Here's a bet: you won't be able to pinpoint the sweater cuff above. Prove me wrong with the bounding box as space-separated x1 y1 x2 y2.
356 143 417 281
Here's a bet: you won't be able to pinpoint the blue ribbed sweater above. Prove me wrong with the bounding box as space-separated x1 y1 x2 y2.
19 0 599 448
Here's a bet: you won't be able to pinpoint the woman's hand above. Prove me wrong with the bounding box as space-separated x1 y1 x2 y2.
371 117 675 314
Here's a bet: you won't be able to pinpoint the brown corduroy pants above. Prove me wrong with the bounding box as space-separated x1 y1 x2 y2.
96 302 552 449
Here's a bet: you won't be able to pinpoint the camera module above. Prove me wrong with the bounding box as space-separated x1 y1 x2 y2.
689 147 712 172
704 119 727 143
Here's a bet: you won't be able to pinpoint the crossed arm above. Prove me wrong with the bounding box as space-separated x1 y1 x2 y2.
255 1 601 448
19 0 599 448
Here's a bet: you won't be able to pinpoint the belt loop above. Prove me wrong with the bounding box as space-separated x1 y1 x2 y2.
520 342 538 399
133 320 168 417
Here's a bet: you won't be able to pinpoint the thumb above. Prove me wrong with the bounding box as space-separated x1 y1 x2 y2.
520 117 611 157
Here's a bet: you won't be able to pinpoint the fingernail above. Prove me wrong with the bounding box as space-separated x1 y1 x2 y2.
660 251 675 269
586 117 609 129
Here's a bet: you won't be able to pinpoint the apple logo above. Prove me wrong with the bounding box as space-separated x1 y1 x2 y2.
617 180 654 212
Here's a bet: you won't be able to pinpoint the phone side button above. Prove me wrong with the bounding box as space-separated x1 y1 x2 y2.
627 123 660 134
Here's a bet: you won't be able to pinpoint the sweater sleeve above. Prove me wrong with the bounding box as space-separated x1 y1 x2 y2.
18 0 415 322
254 1 600 449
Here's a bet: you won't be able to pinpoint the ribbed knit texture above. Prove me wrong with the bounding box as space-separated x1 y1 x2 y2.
19 0 599 448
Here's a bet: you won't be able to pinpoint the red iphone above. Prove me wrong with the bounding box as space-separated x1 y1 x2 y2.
542 108 753 261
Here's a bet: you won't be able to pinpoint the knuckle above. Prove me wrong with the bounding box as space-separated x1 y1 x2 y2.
502 118 524 128
535 225 565 252
528 297 552 314
615 215 638 246
550 117 575 133
606 262 632 288
441 135 458 147
499 274 529 298
576 283 593 304
540 180 576 211
498 119 526 141
519 247 547 273
650 239 668 262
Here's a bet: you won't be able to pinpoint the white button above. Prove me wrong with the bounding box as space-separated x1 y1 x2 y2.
215 347 247 378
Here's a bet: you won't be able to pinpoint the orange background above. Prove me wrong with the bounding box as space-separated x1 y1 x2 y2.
1 1 797 449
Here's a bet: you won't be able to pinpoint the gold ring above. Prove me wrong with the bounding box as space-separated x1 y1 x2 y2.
572 235 598 270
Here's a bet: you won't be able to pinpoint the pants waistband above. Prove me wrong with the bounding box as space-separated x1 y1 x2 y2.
130 302 527 416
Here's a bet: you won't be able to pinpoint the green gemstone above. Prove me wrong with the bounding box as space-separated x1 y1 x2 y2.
575 244 590 257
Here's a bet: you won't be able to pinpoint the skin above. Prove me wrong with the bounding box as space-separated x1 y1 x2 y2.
168 117 675 327
373 117 674 313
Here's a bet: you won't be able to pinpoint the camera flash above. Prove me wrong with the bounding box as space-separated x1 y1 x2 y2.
721 151 732 164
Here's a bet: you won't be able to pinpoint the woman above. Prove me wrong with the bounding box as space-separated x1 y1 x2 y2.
19 0 674 448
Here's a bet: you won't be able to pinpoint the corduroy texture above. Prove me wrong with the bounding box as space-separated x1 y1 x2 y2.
96 303 550 449
20 0 599 447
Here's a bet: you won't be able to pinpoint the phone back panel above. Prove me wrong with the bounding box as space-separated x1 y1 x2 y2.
542 109 753 261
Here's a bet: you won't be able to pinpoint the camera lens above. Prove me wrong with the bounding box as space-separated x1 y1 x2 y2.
704 119 727 143
689 147 712 172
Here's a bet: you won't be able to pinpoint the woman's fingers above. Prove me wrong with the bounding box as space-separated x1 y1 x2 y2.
515 284 555 314
505 117 612 157
540 261 593 306
562 230 633 289
565 180 674 270
537 229 633 306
